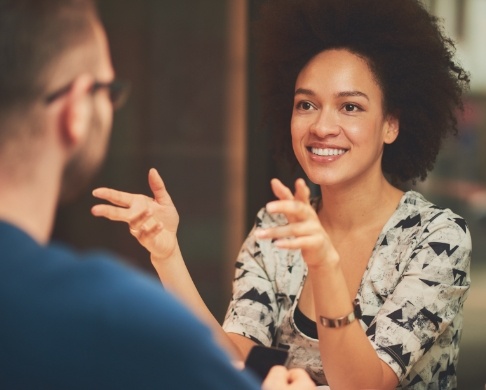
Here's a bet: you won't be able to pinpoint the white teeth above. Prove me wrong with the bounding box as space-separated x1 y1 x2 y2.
311 148 346 156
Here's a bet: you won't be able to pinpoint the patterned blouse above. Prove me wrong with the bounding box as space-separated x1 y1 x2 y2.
222 191 471 389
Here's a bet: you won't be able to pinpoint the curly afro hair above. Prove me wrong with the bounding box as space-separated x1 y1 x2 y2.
254 0 470 183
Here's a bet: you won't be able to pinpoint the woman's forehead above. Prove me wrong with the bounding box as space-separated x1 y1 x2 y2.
295 49 382 98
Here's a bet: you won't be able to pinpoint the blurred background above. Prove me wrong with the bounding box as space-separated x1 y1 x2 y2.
52 1 485 388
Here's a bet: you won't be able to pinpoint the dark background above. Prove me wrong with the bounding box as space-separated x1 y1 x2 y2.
54 0 245 320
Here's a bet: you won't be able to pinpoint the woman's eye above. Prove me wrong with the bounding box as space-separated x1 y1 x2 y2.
343 104 360 112
297 101 314 111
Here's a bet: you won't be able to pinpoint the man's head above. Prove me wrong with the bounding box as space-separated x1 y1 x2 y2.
0 0 120 200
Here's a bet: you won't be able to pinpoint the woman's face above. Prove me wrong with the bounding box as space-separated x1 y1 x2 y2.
291 49 398 188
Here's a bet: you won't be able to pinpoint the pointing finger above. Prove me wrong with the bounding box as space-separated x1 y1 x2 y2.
270 178 294 201
294 179 311 204
92 187 134 208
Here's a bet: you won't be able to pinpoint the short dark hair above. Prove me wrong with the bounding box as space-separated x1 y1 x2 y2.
254 0 470 183
0 0 98 112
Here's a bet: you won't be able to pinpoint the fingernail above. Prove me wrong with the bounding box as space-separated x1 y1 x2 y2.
265 203 276 213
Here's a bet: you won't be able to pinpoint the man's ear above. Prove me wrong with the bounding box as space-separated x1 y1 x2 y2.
384 114 399 145
61 74 93 146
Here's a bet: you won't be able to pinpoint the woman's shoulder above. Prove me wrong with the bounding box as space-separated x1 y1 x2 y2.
402 190 467 223
397 190 470 244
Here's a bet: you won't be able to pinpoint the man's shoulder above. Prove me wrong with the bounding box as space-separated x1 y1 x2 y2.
0 220 205 338
44 245 199 335
0 221 259 390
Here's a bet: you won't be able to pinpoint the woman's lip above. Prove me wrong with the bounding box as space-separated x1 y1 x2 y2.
307 146 348 155
306 147 348 162
307 144 347 149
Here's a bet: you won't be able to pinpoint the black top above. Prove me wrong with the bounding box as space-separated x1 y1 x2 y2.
293 305 318 339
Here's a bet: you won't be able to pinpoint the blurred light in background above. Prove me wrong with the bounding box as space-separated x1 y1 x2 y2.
421 1 486 388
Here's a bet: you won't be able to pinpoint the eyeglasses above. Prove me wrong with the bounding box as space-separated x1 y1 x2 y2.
44 79 130 110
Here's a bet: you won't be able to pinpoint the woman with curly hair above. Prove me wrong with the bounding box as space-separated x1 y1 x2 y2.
92 0 471 388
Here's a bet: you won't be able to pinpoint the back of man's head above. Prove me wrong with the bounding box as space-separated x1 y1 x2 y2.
0 0 98 144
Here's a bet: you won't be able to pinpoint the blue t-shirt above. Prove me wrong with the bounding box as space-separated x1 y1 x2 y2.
0 221 259 390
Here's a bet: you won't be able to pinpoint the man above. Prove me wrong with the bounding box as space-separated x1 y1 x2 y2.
0 1 314 389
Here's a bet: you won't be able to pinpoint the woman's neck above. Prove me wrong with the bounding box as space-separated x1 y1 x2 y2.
318 175 404 234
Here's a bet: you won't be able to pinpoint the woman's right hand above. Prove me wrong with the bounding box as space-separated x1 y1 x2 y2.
91 168 180 262
254 178 339 269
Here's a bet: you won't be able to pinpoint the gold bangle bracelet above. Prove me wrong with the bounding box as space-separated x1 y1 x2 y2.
319 299 362 328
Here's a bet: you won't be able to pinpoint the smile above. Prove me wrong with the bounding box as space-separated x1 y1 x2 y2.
310 147 347 156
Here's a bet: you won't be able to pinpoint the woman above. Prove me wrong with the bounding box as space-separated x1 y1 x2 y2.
92 0 471 388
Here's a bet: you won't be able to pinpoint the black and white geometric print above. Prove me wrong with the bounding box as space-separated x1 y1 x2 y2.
222 191 471 389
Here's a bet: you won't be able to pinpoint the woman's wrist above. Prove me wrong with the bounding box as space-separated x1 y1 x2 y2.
305 248 340 271
150 243 182 268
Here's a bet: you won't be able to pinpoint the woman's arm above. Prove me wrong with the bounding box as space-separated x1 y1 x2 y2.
91 168 252 360
254 178 398 389
307 261 399 390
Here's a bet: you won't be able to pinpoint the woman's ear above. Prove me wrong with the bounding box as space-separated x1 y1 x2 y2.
384 114 399 145
61 74 93 146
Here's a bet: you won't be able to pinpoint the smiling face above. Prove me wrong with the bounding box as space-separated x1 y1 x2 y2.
291 49 398 189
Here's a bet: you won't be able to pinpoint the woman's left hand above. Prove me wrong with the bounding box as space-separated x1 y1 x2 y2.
254 178 339 268
91 168 180 261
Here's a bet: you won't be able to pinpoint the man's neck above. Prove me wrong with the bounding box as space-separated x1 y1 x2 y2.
0 168 61 245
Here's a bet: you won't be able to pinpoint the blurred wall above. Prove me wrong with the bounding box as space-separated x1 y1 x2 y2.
53 0 246 321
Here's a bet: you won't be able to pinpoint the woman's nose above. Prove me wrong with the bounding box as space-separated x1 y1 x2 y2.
310 109 341 137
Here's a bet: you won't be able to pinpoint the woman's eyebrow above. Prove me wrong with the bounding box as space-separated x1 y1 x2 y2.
294 87 315 96
294 88 370 101
336 90 369 101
